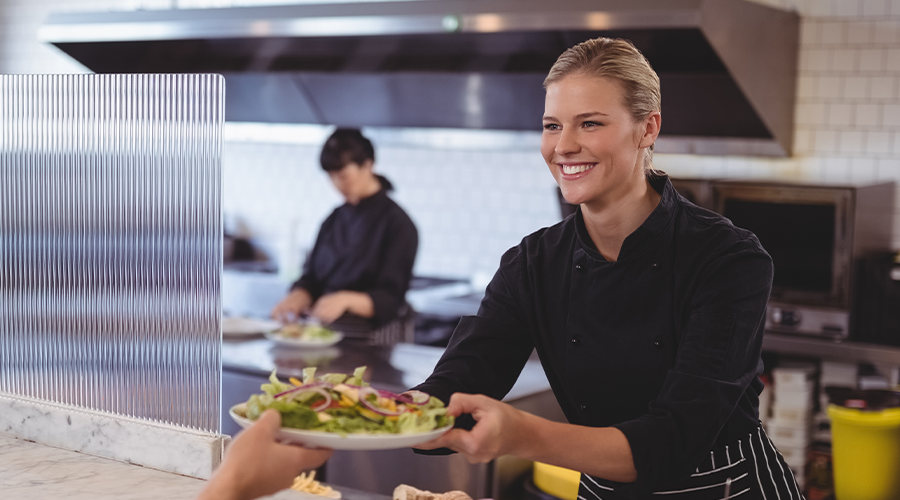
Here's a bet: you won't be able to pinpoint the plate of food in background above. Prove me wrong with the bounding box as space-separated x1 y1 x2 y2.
222 316 282 338
230 366 453 450
265 322 344 348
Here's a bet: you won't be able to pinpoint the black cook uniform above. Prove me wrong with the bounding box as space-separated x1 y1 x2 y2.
414 172 804 499
292 175 417 337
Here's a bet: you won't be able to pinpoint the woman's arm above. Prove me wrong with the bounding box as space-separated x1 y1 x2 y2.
310 290 374 323
271 288 313 323
418 393 637 482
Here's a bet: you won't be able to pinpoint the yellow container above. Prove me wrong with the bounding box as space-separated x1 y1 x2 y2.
533 462 580 500
827 404 900 500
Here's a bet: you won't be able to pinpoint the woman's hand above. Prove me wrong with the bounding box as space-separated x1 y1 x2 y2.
414 393 528 464
271 288 313 323
196 410 333 500
310 291 374 323
415 393 637 482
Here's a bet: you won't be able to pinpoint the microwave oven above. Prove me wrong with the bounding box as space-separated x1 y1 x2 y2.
708 180 895 340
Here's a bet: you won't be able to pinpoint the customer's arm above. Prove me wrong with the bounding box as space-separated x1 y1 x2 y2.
197 410 332 500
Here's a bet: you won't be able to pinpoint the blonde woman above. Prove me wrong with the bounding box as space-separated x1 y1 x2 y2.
414 38 802 500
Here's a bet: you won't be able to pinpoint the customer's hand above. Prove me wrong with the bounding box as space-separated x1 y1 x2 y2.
271 288 313 323
413 393 527 464
196 410 333 500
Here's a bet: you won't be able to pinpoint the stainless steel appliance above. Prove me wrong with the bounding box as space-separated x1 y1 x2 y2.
39 0 799 157
711 180 896 340
851 252 900 346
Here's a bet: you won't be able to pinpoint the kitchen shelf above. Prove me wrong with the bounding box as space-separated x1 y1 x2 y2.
762 332 900 365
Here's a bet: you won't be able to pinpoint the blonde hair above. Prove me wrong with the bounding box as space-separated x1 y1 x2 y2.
544 37 661 169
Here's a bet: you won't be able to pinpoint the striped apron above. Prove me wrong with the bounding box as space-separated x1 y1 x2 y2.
579 425 805 500
328 303 415 345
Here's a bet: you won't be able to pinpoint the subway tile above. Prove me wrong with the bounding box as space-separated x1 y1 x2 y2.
884 104 900 126
834 0 862 16
872 21 900 43
828 103 855 125
802 48 832 72
832 49 859 72
888 49 900 71
818 76 844 98
855 103 882 126
866 131 894 154
843 75 870 98
819 20 847 44
859 49 887 71
846 21 873 43
796 76 818 100
791 0 817 15
811 1 838 17
798 49 812 73
803 102 829 125
800 20 821 46
869 76 898 99
793 128 815 154
895 131 900 154
814 129 841 153
861 0 889 16
839 130 866 153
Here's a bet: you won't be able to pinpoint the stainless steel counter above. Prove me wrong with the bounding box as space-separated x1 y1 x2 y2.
221 338 564 499
222 339 552 399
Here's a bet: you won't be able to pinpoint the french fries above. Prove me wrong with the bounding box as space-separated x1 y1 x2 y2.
290 471 341 498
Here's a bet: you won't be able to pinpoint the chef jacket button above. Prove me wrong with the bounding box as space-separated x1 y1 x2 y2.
575 264 583 271
654 337 665 349
571 337 581 346
580 404 589 412
651 262 660 270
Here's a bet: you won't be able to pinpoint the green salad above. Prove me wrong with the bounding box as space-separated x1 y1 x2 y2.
276 323 336 341
240 366 453 435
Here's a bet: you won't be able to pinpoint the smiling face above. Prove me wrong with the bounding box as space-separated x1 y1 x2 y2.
541 74 657 210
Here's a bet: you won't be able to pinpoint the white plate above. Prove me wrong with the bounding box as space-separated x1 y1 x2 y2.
229 403 451 450
222 317 282 337
264 330 344 348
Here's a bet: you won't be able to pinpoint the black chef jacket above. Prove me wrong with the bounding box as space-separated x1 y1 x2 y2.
414 171 773 496
292 176 418 328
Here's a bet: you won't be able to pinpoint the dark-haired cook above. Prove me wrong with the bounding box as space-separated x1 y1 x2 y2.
272 128 418 345
413 38 804 500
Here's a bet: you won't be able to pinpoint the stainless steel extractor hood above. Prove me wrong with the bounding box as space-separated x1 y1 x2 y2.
40 0 799 157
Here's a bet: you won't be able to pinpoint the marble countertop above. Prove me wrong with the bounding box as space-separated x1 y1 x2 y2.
0 433 354 500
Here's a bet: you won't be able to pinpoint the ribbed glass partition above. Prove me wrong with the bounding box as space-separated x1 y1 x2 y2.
0 74 223 432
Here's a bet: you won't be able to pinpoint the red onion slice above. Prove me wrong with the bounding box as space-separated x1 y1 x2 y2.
278 386 332 412
274 381 333 399
396 390 430 405
307 388 332 412
358 387 404 416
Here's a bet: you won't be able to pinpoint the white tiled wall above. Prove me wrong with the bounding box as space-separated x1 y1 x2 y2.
2 0 899 279
221 128 558 278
